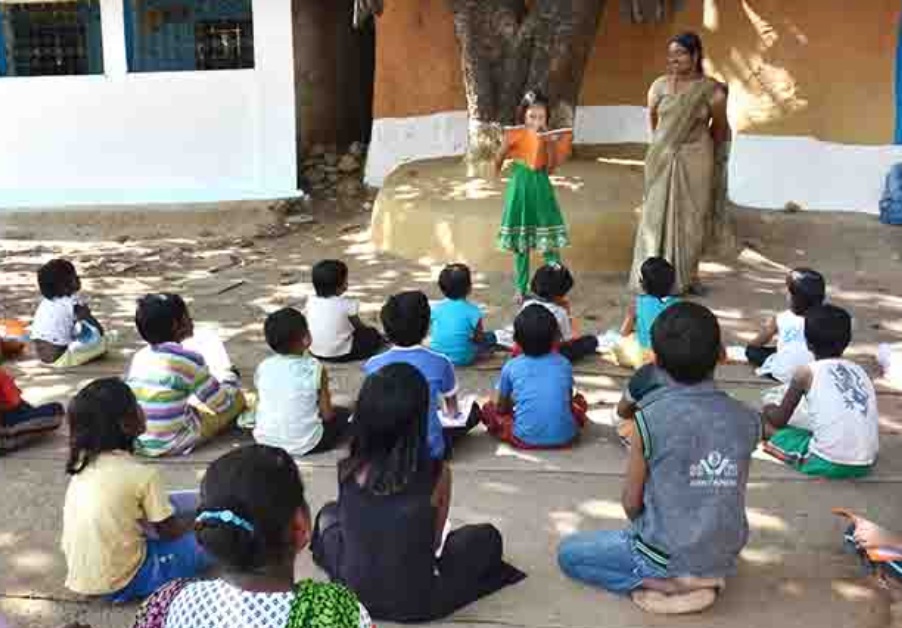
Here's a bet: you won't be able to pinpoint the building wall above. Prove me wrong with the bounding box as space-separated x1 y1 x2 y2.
367 0 902 213
0 0 297 208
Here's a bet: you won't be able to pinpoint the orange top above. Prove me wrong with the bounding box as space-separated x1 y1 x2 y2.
0 368 22 411
505 127 573 171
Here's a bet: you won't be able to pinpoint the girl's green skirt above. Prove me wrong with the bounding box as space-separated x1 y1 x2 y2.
496 162 569 253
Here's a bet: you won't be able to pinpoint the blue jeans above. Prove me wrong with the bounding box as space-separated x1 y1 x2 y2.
557 529 665 595
108 491 210 602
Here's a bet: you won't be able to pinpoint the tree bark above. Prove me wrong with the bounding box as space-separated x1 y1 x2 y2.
449 0 607 170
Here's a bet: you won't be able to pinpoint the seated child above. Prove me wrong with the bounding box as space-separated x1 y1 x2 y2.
62 378 209 602
253 308 351 457
126 294 245 457
133 444 373 628
30 259 108 367
0 366 64 452
558 303 760 612
481 305 588 449
364 291 478 460
430 263 496 366
762 304 878 479
615 257 679 369
312 363 525 622
521 264 598 362
746 267 824 382
307 259 385 362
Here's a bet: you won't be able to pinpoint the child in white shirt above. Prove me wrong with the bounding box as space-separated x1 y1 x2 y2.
762 304 879 479
254 308 350 456
306 260 384 362
746 268 823 383
31 259 108 367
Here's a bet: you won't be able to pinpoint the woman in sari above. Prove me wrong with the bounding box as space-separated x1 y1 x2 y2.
629 32 730 294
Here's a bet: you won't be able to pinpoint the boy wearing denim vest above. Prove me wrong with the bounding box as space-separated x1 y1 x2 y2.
558 303 760 611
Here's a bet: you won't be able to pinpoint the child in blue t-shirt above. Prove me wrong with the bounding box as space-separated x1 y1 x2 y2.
482 304 587 448
430 264 496 366
364 291 479 459
616 257 679 369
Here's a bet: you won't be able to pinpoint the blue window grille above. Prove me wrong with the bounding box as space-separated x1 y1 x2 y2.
0 1 103 77
124 0 253 73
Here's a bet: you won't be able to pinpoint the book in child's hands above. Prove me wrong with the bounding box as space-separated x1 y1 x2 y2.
833 508 902 563
504 126 573 170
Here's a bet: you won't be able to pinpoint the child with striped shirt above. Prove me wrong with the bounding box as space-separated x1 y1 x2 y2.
126 294 245 457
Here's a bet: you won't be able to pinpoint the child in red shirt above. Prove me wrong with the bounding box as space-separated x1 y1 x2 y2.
0 367 64 452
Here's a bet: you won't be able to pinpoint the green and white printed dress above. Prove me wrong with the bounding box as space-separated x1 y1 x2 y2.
497 161 570 254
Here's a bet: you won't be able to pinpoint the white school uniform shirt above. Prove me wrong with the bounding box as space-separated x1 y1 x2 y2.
757 310 814 383
521 298 572 341
306 295 358 358
30 295 81 345
253 353 324 457
804 358 879 466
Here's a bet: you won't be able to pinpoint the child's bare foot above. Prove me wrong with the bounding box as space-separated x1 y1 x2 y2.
631 588 718 615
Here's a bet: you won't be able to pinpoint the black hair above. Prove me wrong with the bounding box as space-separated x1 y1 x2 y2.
312 259 349 298
531 264 574 301
380 291 430 347
135 293 189 345
804 304 851 359
651 301 721 384
339 363 430 495
516 89 551 125
514 304 559 357
196 445 309 572
264 307 309 354
38 258 78 300
66 378 140 475
787 268 826 316
669 32 704 74
438 263 472 300
640 257 676 299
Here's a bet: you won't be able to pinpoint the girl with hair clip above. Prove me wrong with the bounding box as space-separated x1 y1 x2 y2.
132 444 373 628
495 89 572 301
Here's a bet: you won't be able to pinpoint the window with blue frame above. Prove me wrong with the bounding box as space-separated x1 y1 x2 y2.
124 0 253 73
0 1 103 77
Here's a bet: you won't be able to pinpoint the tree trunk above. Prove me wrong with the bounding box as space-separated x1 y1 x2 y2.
449 0 607 171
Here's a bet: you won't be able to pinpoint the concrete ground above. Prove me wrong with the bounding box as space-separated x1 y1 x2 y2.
2 199 902 627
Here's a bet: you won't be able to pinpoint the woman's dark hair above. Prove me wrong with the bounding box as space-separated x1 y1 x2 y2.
196 445 309 572
380 291 431 347
438 263 472 300
516 89 550 125
339 363 430 495
669 31 704 74
787 268 826 316
514 304 558 357
38 258 78 299
135 293 189 345
312 259 349 298
804 304 851 359
66 378 140 475
640 257 676 299
264 307 308 354
531 264 574 301
651 302 721 384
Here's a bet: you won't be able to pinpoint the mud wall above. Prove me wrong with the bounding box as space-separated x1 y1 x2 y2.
374 0 900 145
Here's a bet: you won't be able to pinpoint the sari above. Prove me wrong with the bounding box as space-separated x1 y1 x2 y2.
629 76 728 292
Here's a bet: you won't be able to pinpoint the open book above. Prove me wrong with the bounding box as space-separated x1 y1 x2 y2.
504 126 573 170
833 508 902 563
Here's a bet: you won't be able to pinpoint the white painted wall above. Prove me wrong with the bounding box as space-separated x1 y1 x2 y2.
0 0 297 209
366 107 901 214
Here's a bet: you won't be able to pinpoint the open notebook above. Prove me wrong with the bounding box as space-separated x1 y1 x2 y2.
504 126 573 170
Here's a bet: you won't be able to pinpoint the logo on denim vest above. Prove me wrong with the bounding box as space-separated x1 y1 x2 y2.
689 450 739 487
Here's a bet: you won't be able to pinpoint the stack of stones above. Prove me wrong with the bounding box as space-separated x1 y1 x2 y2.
302 142 367 201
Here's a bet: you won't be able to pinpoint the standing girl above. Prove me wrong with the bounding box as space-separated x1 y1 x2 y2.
495 90 570 300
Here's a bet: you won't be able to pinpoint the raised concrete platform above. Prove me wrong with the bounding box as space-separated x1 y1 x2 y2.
370 156 644 272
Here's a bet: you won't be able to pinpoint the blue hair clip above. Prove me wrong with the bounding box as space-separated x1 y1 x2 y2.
196 510 255 534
